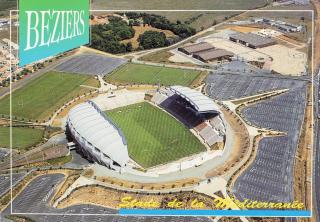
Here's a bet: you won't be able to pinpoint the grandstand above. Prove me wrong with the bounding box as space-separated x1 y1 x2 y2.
151 86 226 149
67 101 129 172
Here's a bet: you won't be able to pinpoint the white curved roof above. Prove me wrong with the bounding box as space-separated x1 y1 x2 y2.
68 101 129 166
169 86 220 113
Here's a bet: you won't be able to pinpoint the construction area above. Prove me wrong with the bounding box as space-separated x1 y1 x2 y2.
171 27 308 76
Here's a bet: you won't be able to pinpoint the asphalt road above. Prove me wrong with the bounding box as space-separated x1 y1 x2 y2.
315 118 319 221
314 68 320 221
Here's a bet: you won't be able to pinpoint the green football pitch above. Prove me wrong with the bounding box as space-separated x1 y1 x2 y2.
0 71 99 121
105 63 202 86
106 102 206 168
0 127 44 149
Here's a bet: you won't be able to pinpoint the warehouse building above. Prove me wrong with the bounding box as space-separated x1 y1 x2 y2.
229 32 277 49
192 49 234 63
178 42 214 55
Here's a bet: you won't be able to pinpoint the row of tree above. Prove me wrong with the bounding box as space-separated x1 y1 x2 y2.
125 12 196 38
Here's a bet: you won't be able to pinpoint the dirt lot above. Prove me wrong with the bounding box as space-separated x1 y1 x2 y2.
95 176 200 191
57 185 218 210
294 84 312 215
225 25 261 33
257 44 307 76
197 28 307 76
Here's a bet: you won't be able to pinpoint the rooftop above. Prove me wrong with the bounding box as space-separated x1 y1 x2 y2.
179 42 214 54
68 101 129 166
230 32 276 47
169 86 220 113
193 48 234 61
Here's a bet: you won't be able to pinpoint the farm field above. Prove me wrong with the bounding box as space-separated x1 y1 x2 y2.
0 0 16 16
106 63 202 86
92 0 268 30
0 71 99 121
106 102 206 168
0 127 44 149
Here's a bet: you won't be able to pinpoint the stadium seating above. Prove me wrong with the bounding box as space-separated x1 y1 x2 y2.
155 89 225 148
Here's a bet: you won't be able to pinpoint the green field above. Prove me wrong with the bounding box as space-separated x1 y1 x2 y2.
93 0 268 31
0 71 99 121
0 127 44 149
106 63 201 86
106 102 206 168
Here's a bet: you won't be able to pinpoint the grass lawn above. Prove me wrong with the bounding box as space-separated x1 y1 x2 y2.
0 71 99 121
106 63 201 86
93 0 268 30
106 102 206 168
0 127 44 149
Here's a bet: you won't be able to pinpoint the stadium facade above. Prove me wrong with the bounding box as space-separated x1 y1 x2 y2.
67 100 129 172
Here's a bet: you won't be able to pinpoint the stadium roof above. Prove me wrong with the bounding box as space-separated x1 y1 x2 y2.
193 48 234 61
169 86 220 113
178 42 214 54
230 32 276 48
68 101 129 166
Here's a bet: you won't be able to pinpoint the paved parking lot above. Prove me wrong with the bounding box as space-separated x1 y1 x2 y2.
55 54 127 76
11 174 66 213
206 73 305 101
1 174 211 222
0 149 8 159
0 173 26 197
234 86 307 202
206 73 307 203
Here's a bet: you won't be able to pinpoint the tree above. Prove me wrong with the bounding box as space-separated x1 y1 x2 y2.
126 42 133 52
90 18 135 54
138 31 168 49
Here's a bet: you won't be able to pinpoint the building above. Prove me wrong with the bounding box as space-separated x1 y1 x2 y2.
169 85 220 114
178 42 214 55
276 23 303 32
2 38 19 50
178 42 233 63
67 101 130 172
192 48 234 63
0 19 9 27
253 17 304 33
229 32 276 49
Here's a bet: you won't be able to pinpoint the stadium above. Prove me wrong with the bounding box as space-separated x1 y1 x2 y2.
66 84 227 172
